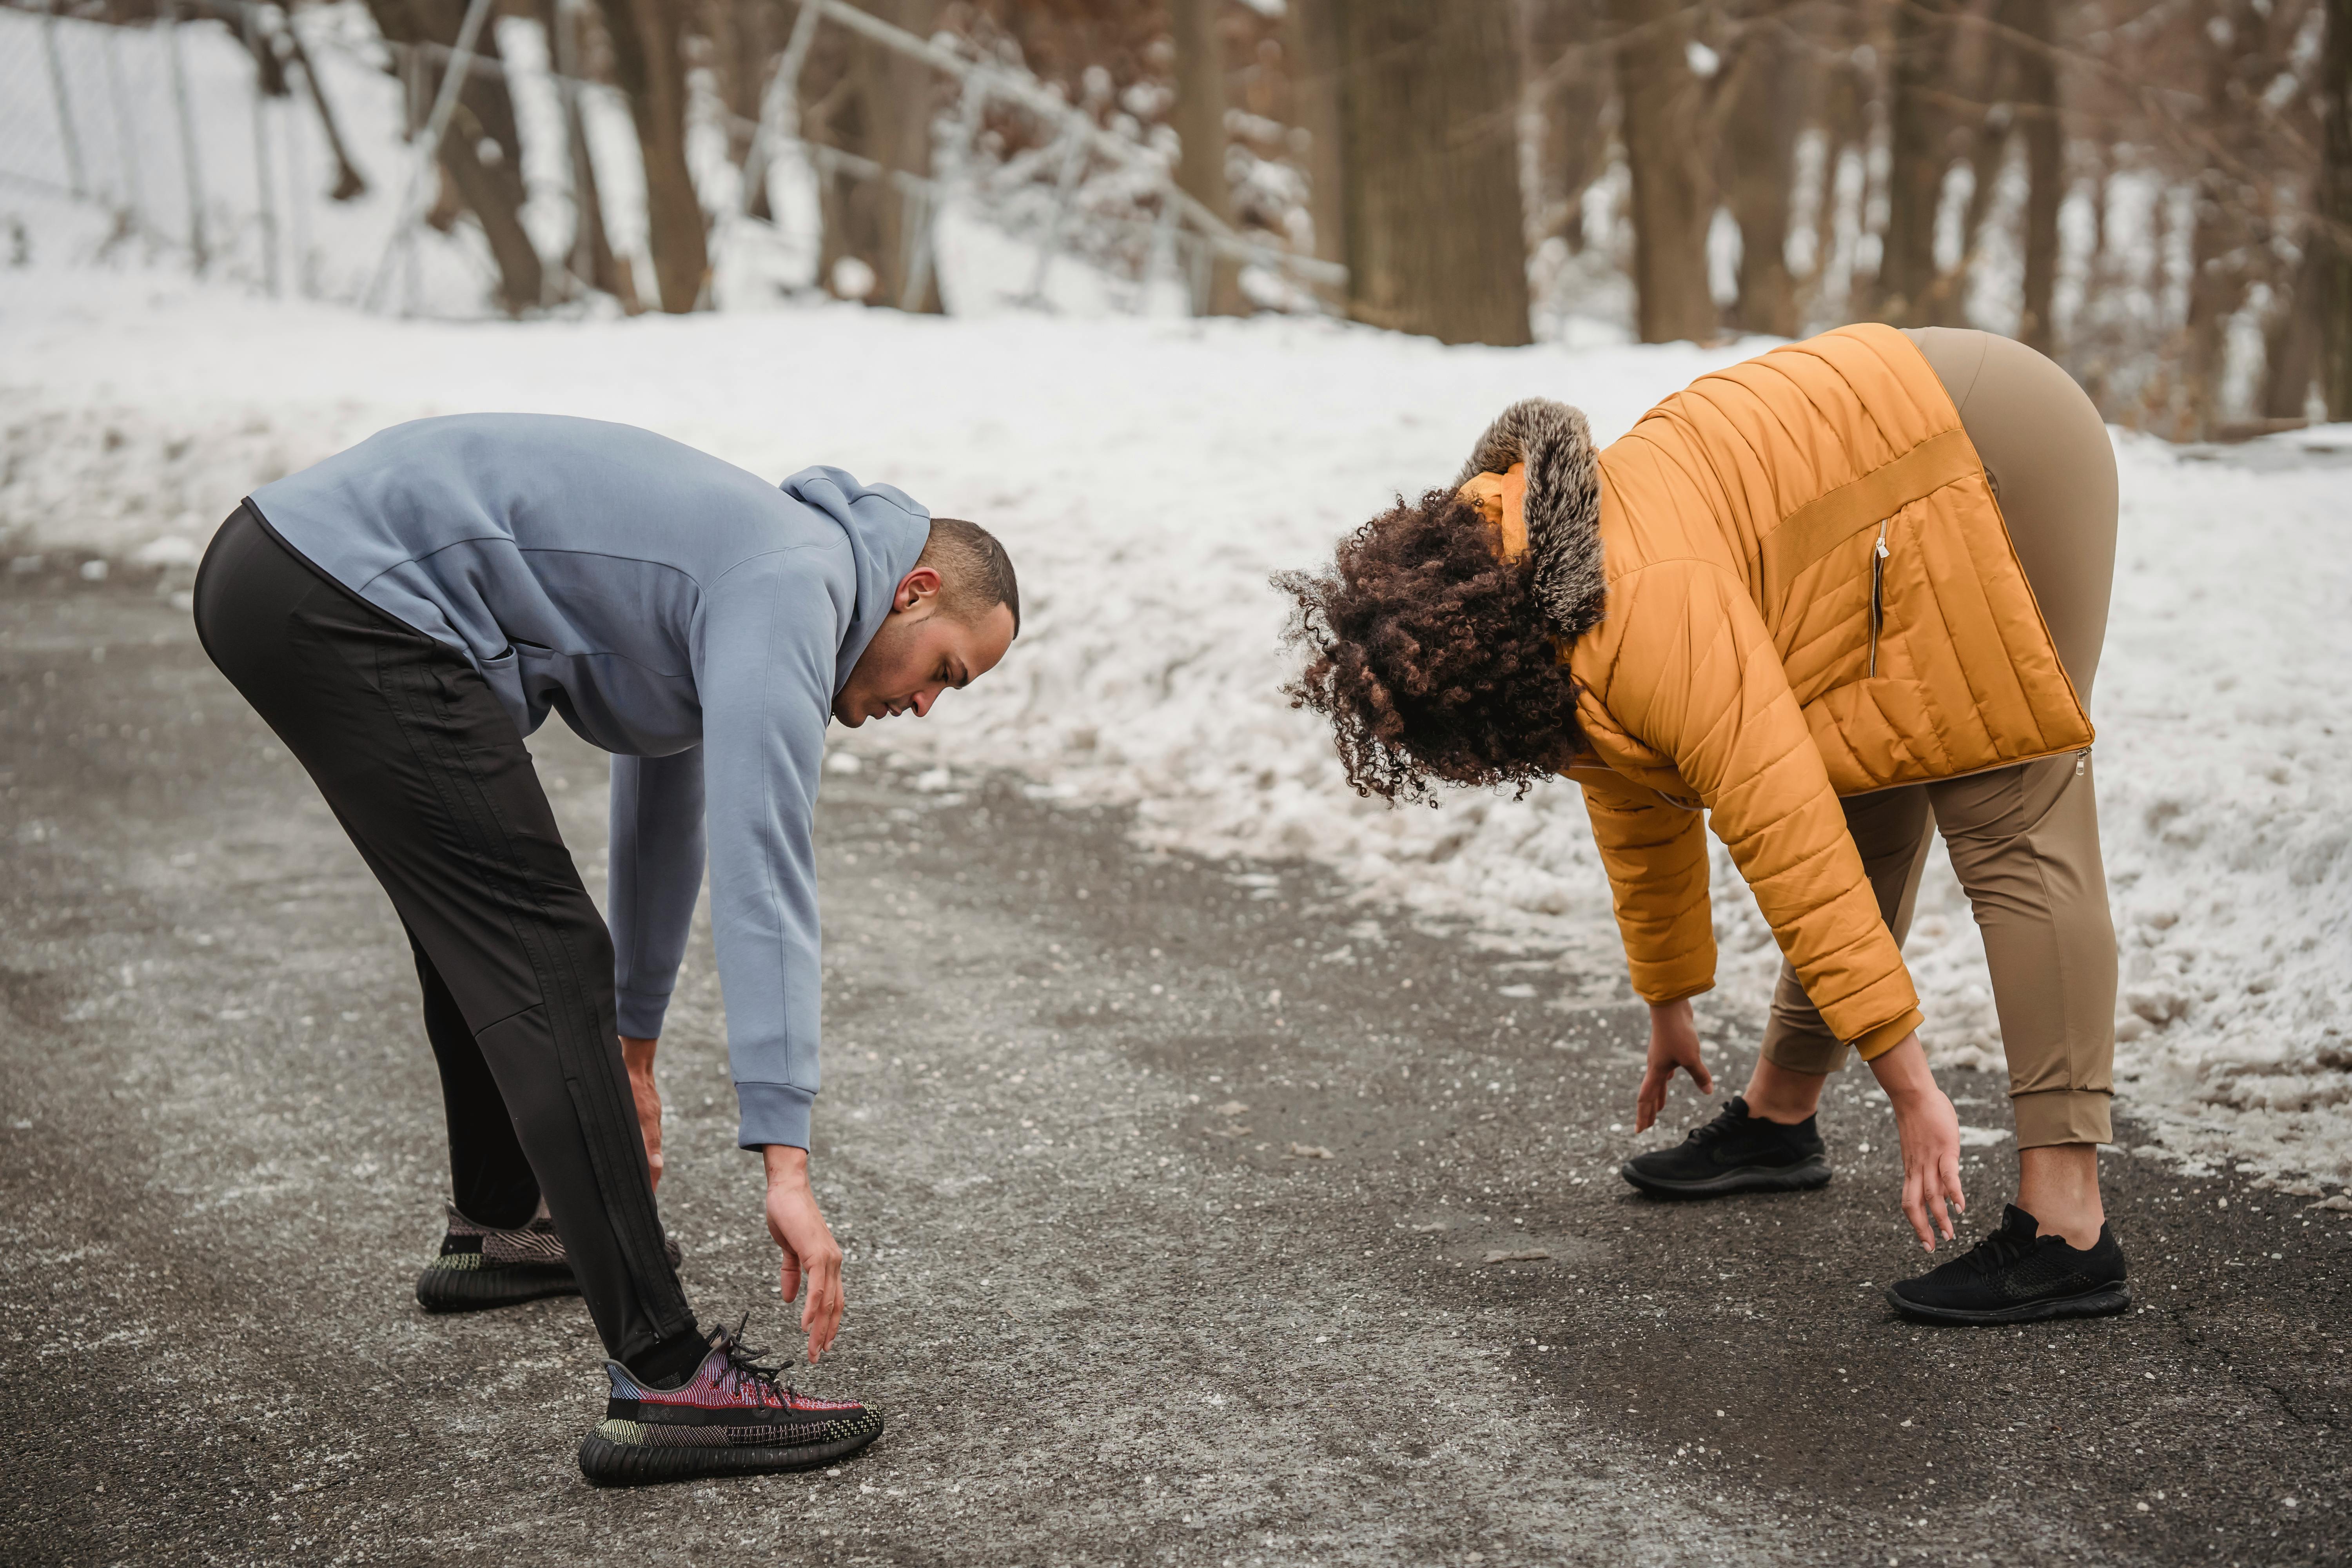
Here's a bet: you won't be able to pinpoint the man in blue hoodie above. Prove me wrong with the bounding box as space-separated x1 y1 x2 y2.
191 414 1018 1486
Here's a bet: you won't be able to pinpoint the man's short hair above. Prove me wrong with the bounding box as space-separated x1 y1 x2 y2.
919 517 1020 637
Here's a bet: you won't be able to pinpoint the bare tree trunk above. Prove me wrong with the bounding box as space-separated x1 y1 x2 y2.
710 0 783 221
2009 0 2062 352
366 0 544 315
1720 9 1800 337
1284 0 1348 302
1877 0 1954 324
2181 0 2258 437
1172 0 1245 314
2181 175 2246 439
1607 0 1714 343
1332 0 1530 345
273 3 367 200
538 0 639 310
2261 240 2322 418
595 0 708 313
1799 5 1864 326
1525 0 1610 253
2321 0 2352 418
811 0 940 312
869 0 940 312
1916 0 2009 326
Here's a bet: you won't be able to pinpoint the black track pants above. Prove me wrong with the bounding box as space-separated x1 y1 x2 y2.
193 504 697 1367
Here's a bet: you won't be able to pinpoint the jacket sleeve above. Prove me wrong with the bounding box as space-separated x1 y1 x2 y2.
696 550 843 1151
608 748 708 1039
1576 770 1714 1004
1592 559 1921 1056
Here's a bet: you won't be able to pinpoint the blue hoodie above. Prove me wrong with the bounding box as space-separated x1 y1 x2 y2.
249 413 929 1151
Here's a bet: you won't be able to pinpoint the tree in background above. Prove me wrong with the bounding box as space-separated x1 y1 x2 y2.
362 0 544 315
1521 0 1611 265
1170 0 1244 314
1604 0 1714 343
1717 2 1804 338
594 0 706 312
1286 0 1348 306
1334 0 1530 345
804 0 946 311
2319 0 2352 417
2009 0 2063 352
536 0 639 311
52 0 2341 414
1875 0 1954 325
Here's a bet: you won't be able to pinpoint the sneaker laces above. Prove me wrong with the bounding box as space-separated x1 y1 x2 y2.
709 1315 795 1410
1956 1222 2038 1277
1681 1102 1751 1146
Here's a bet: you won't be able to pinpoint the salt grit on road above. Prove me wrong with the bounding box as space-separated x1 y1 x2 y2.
3 266 2348 1189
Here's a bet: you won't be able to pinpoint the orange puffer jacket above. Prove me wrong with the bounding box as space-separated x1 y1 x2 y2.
1458 324 2092 1058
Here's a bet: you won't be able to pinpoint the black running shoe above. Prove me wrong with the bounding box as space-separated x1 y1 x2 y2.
415 1205 683 1313
1886 1204 2129 1325
578 1319 884 1486
1620 1095 1832 1197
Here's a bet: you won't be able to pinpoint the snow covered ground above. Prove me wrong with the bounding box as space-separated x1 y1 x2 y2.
6 239 2350 1191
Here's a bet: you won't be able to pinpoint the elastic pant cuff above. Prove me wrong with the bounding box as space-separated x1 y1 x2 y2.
2012 1087 2112 1149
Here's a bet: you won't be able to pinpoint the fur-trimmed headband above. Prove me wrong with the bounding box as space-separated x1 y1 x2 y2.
1455 398 1607 641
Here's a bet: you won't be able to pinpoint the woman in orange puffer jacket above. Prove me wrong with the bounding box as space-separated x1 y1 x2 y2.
1280 324 2128 1325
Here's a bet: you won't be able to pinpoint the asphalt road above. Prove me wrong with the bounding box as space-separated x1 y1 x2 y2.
3 565 2347 1568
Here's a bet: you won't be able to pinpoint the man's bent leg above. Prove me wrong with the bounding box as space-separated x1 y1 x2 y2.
195 505 699 1372
412 928 541 1230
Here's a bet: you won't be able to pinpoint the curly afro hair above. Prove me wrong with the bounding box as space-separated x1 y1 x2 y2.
1274 488 1583 806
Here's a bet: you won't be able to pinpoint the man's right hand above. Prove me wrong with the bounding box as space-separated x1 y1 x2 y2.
762 1144 846 1361
622 1035 663 1191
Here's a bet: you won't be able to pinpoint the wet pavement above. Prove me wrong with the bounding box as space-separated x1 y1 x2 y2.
3 567 2347 1566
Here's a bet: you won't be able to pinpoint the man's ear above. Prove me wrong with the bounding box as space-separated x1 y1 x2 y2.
893 565 944 613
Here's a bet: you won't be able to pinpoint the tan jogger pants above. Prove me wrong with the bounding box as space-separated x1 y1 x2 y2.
1758 328 2120 1149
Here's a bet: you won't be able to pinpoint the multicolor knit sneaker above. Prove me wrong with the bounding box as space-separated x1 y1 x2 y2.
578 1319 883 1486
415 1204 683 1313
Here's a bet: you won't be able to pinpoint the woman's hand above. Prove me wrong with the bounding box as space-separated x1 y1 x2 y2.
1866 1033 1965 1250
762 1144 846 1361
621 1035 663 1192
1635 998 1715 1132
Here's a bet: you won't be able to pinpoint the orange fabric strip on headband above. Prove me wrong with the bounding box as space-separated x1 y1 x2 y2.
1457 463 1530 561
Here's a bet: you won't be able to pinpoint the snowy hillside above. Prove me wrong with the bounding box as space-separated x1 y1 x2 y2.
4 252 2348 1191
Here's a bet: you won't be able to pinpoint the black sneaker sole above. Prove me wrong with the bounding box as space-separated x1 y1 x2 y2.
414 1263 581 1312
1619 1154 1833 1198
577 1416 884 1487
1883 1283 2132 1325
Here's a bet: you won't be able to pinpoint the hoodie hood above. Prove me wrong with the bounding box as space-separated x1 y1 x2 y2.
1454 398 1608 641
779 465 934 696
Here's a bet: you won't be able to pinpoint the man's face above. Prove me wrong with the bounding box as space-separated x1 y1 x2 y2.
832 566 1016 727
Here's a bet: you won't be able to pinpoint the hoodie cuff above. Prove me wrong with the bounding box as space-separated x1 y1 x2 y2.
736 1081 814 1151
615 987 673 1041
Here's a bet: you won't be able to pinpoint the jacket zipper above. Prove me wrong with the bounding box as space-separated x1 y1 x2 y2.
1868 519 1891 679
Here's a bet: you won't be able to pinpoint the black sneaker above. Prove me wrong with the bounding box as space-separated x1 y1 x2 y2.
578 1319 884 1486
1886 1204 2129 1325
1620 1096 1832 1197
416 1205 683 1313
